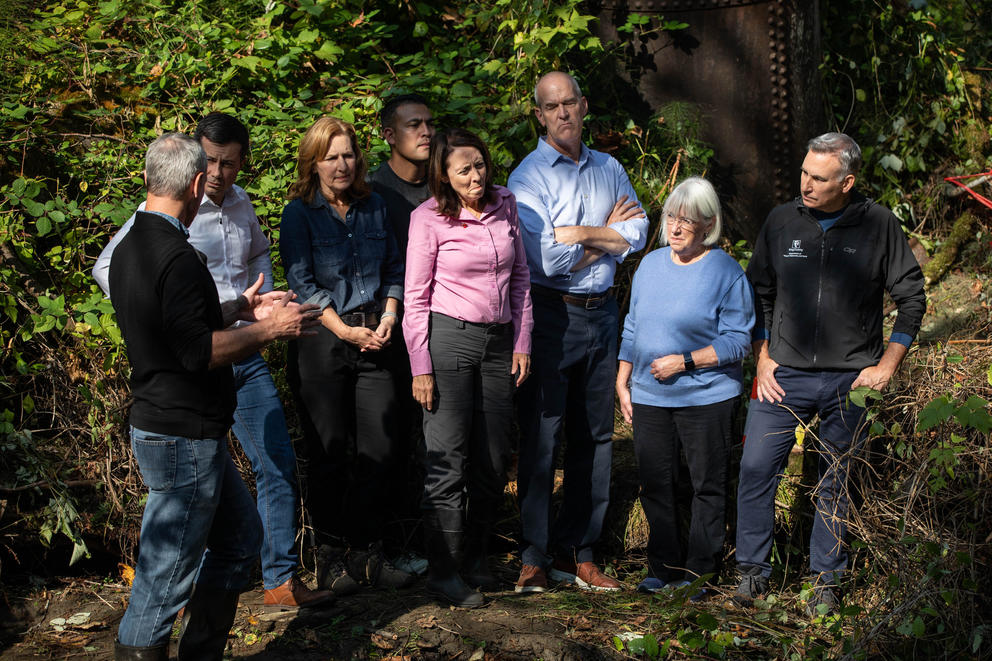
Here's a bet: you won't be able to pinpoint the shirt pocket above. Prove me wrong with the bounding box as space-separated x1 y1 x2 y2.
311 235 351 268
363 229 388 263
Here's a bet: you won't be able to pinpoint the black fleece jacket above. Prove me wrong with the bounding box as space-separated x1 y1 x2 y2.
747 192 926 371
109 211 235 438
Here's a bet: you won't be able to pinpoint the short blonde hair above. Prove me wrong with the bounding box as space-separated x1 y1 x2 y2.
660 176 722 247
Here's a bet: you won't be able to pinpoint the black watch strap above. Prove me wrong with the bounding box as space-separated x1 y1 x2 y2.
683 351 695 371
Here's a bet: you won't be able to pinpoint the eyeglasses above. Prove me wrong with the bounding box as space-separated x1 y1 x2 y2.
665 212 700 230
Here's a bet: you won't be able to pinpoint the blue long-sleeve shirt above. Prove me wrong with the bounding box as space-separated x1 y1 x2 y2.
508 138 648 294
619 247 755 408
280 190 404 314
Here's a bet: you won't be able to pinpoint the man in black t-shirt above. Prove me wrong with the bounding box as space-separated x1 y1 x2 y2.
367 93 436 573
111 133 320 660
369 93 435 254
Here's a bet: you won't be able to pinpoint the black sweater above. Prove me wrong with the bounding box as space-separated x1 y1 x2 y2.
747 193 926 371
109 211 235 438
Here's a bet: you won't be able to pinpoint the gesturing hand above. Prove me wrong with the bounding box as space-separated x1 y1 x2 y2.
260 292 321 340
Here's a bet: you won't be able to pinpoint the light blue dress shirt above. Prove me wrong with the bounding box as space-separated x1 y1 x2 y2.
508 138 649 294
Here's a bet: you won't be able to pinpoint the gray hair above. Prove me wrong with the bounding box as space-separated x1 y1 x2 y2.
145 133 206 199
660 176 722 247
534 71 583 107
807 132 862 178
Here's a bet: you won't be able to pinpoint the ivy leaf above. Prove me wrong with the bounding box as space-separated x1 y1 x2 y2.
313 41 343 61
916 395 954 432
233 56 261 73
36 216 52 236
879 154 903 171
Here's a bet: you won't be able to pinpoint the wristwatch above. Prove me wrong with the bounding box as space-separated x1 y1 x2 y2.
682 351 695 371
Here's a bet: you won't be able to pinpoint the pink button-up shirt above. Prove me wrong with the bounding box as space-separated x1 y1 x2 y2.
403 185 533 376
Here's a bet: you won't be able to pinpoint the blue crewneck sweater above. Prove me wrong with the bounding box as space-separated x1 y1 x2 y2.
619 246 755 407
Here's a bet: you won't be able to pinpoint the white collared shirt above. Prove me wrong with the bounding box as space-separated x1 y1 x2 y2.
93 185 274 306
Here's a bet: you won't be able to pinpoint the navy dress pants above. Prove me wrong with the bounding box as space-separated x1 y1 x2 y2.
517 293 618 568
735 366 867 583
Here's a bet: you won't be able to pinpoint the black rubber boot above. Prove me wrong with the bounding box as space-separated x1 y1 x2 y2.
114 641 169 660
463 502 499 591
177 584 241 660
424 508 484 608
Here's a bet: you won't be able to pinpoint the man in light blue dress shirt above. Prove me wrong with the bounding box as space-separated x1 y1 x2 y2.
508 71 649 593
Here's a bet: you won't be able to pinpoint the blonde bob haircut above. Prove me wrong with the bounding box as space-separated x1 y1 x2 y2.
288 116 370 205
659 176 722 247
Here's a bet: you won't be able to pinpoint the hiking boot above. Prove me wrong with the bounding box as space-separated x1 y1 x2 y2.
805 583 841 617
263 575 334 612
551 559 622 592
514 564 548 594
316 545 360 596
732 569 769 606
423 509 484 608
347 542 415 589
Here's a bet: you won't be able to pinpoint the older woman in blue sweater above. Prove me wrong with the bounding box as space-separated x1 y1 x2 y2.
616 177 754 595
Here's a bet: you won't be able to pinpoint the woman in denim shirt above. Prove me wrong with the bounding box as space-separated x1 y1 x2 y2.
280 117 412 594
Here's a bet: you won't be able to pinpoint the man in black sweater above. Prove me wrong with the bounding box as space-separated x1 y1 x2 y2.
734 132 926 616
110 133 320 661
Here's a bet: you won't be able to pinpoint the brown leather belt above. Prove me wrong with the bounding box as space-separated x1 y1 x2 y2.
531 284 613 310
340 303 380 328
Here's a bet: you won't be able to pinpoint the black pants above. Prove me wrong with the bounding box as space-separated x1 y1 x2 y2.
632 397 736 583
422 313 514 518
291 326 401 547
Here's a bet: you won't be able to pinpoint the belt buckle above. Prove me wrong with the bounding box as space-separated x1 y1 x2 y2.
584 296 599 310
355 311 366 327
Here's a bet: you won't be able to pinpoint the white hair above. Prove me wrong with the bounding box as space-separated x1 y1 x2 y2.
660 176 722 247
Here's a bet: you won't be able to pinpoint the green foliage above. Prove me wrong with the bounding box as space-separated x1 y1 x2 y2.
821 1 991 224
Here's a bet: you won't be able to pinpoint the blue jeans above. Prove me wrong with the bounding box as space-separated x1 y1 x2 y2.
117 428 262 648
735 366 867 583
231 352 299 589
517 293 617 568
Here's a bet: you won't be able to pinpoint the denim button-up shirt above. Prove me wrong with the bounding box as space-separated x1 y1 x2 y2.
280 190 403 314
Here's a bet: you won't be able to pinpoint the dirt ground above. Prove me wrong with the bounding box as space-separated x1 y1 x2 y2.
0 557 693 660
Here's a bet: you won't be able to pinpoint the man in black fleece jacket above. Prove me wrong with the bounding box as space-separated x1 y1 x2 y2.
733 132 926 616
110 133 320 660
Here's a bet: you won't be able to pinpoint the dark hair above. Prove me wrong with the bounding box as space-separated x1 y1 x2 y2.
194 112 250 162
287 117 370 205
380 93 430 131
427 128 494 218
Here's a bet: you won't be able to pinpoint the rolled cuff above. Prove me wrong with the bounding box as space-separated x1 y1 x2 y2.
888 332 913 348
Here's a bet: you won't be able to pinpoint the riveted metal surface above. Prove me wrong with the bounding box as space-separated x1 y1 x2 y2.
592 0 822 239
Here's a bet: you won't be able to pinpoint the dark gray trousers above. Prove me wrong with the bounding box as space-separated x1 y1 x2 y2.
421 313 515 516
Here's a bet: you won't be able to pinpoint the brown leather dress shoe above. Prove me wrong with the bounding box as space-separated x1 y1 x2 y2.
514 564 548 593
264 576 335 611
551 559 622 592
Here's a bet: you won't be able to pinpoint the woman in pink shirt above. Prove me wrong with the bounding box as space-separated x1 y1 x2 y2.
403 128 533 607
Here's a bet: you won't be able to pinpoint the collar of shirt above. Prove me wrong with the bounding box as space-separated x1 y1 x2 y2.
145 210 188 237
535 136 590 169
453 186 514 222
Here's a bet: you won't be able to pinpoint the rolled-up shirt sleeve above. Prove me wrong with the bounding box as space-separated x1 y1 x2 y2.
279 202 336 311
607 160 649 261
402 207 438 376
245 207 274 293
509 175 583 281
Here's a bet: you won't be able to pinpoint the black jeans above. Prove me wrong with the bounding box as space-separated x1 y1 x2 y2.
632 397 736 583
421 313 514 517
291 326 401 547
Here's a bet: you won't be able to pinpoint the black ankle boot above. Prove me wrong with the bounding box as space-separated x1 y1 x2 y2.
177 584 241 660
114 640 168 660
424 509 484 608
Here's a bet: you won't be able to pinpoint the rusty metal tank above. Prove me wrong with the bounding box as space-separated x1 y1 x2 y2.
592 0 823 240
